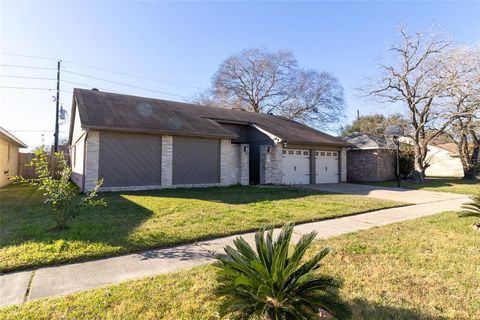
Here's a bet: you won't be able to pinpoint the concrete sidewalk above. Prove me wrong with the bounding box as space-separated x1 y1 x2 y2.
0 192 469 308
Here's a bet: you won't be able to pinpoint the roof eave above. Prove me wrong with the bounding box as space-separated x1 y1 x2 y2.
82 125 238 139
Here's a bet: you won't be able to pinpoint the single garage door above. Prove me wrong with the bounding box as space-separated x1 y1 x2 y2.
172 137 220 185
282 149 310 184
99 132 161 187
315 151 339 183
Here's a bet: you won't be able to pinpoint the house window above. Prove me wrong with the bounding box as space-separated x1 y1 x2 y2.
303 151 309 156
7 144 11 162
327 152 331 156
320 152 325 156
282 150 286 154
296 151 301 155
333 152 337 156
288 150 294 155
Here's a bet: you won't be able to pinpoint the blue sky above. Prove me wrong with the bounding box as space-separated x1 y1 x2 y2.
1 1 479 149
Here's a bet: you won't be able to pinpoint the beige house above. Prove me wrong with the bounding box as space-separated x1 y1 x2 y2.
425 143 464 178
0 127 27 188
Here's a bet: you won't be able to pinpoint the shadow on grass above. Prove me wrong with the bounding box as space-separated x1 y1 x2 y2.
350 298 448 320
0 185 321 264
0 186 156 249
116 185 324 205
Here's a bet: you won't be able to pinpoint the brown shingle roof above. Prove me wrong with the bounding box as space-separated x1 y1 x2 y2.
73 89 348 147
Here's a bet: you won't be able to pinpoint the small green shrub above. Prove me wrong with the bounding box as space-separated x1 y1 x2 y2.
214 224 351 319
391 143 415 178
460 193 480 229
14 148 105 230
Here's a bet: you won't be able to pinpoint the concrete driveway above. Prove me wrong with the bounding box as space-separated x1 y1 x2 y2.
305 183 468 204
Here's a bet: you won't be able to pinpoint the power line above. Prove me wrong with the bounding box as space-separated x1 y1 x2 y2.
0 74 56 81
62 60 200 89
7 129 68 133
0 52 58 61
1 52 199 89
0 85 54 91
0 63 56 71
61 79 121 93
61 69 188 99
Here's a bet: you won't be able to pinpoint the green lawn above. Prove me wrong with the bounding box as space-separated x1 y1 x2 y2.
1 212 478 319
356 177 479 195
0 184 405 272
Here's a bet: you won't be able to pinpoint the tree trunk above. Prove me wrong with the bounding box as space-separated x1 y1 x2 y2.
464 141 479 180
463 167 477 180
411 141 425 182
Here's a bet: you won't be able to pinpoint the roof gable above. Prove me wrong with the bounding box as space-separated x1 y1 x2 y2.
0 127 27 148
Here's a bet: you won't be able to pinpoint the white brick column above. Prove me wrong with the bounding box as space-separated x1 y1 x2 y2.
161 135 173 187
84 130 100 192
340 147 347 182
239 144 250 185
220 139 234 186
260 144 283 184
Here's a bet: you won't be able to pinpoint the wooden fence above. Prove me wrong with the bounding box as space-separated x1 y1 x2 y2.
18 153 70 179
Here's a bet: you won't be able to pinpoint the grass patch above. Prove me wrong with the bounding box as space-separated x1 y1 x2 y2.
1 212 478 319
356 177 479 195
0 185 405 272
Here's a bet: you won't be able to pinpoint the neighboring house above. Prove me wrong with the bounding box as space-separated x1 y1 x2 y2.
398 137 464 178
345 133 396 182
424 143 463 177
69 88 349 192
0 127 27 188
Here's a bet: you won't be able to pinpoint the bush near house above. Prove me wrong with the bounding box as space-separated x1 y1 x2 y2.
13 148 104 230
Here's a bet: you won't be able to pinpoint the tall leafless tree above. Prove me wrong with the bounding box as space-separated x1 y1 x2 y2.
441 45 480 179
365 27 452 181
195 48 345 129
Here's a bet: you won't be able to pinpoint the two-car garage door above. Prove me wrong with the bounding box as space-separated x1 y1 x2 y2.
281 149 339 184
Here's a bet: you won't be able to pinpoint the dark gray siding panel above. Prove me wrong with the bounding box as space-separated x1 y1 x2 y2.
99 132 161 187
172 137 220 185
248 127 274 184
219 123 249 143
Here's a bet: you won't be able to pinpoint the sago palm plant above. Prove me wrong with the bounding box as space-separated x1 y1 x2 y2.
460 193 480 229
214 224 351 320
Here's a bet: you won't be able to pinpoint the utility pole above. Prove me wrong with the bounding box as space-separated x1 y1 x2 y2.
357 109 360 121
54 60 61 152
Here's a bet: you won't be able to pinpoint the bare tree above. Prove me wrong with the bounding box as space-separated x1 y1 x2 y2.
442 45 480 179
280 69 344 128
197 48 345 128
365 27 452 181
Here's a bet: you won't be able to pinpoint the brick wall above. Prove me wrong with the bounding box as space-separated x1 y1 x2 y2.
347 149 395 182
161 135 173 187
259 144 283 184
84 131 100 192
